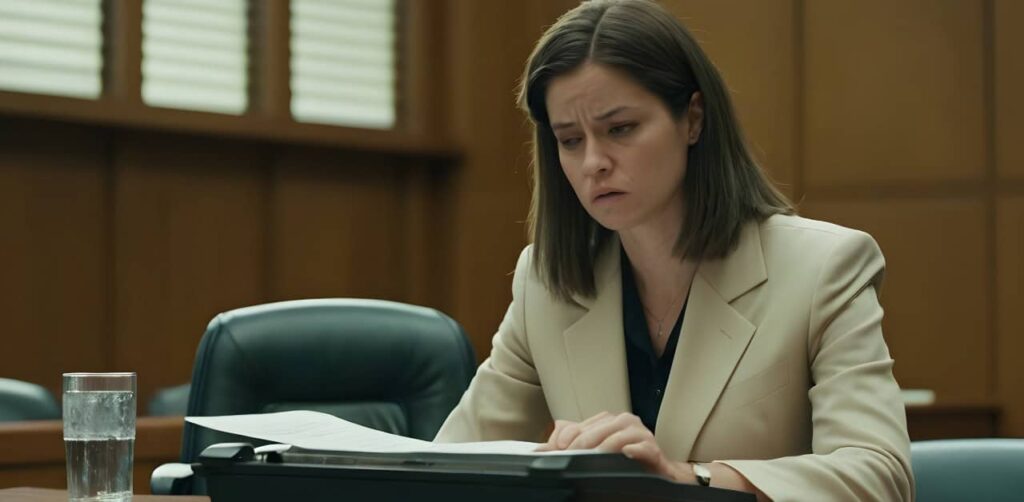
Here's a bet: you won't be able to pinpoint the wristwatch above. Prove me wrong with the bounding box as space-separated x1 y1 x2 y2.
692 462 712 487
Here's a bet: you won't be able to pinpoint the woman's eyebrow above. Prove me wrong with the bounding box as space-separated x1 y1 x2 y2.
551 106 634 130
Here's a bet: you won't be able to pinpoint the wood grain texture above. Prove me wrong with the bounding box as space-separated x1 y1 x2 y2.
906 403 1001 440
801 197 991 402
444 0 576 357
662 0 798 196
0 417 184 492
996 197 1024 436
995 0 1024 179
112 134 268 407
0 120 109 398
269 149 408 303
803 0 985 186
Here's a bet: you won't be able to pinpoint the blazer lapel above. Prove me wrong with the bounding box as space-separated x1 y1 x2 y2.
655 222 766 461
562 243 632 420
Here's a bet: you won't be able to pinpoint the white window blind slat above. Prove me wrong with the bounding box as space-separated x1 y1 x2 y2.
0 0 102 99
290 0 397 129
142 19 247 51
143 43 247 71
147 0 245 16
291 17 395 46
292 79 392 105
292 56 393 86
292 97 395 130
291 5 391 30
293 0 388 16
0 65 100 98
0 40 101 72
141 0 248 114
0 18 101 48
143 3 247 33
0 0 102 26
142 59 247 89
292 38 392 66
142 81 247 114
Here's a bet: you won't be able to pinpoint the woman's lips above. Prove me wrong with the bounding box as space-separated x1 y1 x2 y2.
594 191 625 203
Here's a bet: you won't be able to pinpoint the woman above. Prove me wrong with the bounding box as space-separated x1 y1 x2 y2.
434 1 913 500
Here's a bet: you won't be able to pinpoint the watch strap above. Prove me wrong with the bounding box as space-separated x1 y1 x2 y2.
692 462 712 487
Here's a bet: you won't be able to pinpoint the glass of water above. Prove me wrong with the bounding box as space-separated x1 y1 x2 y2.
62 373 136 501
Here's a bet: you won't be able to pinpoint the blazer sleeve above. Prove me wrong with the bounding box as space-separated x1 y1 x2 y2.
433 246 552 443
717 230 915 502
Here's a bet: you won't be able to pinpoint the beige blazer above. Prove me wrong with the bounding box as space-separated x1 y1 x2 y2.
435 214 913 502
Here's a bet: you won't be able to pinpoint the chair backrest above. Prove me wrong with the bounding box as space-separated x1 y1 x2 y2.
147 383 191 417
0 378 61 422
180 298 476 462
911 438 1024 502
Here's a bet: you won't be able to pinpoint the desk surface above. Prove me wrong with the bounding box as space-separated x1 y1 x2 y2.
0 417 184 493
0 487 208 501
0 405 1002 494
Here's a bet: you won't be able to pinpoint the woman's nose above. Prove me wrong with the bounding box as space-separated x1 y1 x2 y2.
580 138 611 176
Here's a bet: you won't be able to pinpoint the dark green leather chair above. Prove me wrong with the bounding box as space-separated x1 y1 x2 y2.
147 383 191 417
0 378 60 421
911 439 1024 501
151 298 476 494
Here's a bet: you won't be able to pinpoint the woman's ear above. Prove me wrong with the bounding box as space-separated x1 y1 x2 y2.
686 91 704 145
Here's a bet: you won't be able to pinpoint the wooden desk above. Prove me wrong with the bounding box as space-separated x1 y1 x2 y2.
0 487 208 501
0 417 184 493
906 401 1002 440
0 405 1001 493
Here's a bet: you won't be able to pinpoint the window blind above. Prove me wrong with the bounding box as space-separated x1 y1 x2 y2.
290 0 397 129
141 0 248 114
0 0 103 99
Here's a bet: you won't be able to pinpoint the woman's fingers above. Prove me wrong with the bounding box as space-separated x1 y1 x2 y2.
621 441 678 480
536 413 681 484
536 420 574 452
552 412 616 449
579 411 613 427
566 413 643 450
594 427 649 453
621 440 659 463
538 412 652 452
553 421 583 449
538 412 678 482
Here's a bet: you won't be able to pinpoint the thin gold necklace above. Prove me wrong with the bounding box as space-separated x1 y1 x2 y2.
641 287 686 339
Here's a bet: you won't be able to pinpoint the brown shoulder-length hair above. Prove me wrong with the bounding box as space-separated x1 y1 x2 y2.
520 0 793 303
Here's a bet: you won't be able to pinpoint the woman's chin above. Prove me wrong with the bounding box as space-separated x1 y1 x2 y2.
590 215 634 233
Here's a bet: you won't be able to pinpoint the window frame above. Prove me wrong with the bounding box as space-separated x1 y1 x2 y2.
0 0 454 158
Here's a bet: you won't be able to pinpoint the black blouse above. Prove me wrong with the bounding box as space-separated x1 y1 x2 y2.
621 250 688 433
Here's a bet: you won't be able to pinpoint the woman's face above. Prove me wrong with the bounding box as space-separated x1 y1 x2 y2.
546 62 702 233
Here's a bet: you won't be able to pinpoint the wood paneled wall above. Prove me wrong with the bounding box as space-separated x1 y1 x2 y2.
660 0 1023 436
994 0 1024 438
1 0 1020 443
0 118 448 411
442 0 580 360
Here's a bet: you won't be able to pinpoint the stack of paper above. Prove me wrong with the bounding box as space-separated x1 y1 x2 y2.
187 410 598 456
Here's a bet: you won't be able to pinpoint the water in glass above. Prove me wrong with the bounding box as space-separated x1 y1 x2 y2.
63 390 135 501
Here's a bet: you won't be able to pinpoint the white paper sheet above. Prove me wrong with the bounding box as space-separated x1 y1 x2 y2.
186 410 599 456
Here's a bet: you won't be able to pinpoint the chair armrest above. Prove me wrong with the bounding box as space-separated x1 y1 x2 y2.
150 462 194 495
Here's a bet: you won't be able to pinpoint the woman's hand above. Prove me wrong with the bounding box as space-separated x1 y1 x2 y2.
535 411 695 483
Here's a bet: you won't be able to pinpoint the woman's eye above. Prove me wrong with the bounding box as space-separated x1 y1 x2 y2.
559 137 582 148
609 123 635 136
